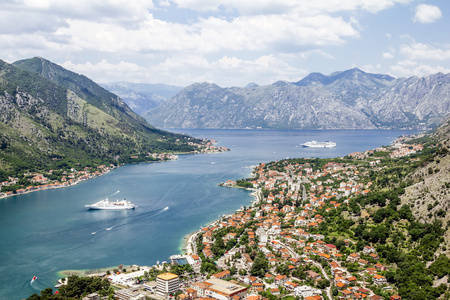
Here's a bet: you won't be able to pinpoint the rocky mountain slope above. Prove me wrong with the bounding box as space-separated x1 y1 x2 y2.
0 57 196 174
100 82 182 116
399 120 450 247
145 68 450 130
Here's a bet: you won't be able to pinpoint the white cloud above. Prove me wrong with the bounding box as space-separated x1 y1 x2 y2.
172 0 413 15
51 12 359 55
1 0 155 31
400 42 450 61
382 52 394 59
361 64 382 73
62 60 151 83
413 4 442 24
2 0 445 86
62 54 308 87
391 60 450 77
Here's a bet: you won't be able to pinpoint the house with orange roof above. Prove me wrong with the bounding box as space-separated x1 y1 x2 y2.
270 288 280 295
329 261 340 269
185 288 197 299
347 276 357 283
341 289 353 298
304 295 322 300
336 281 347 289
306 270 321 281
358 259 369 266
318 253 331 261
333 253 343 259
274 274 287 286
347 253 360 263
366 267 377 276
269 258 278 266
363 246 375 254
284 281 298 290
374 263 386 271
369 252 379 260
307 222 318 228
373 274 387 285
245 295 261 300
203 247 214 259
251 282 264 292
212 270 231 280
223 232 237 242
244 276 258 285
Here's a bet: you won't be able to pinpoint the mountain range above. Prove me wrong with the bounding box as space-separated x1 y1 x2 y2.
144 68 450 130
100 82 181 115
0 57 196 175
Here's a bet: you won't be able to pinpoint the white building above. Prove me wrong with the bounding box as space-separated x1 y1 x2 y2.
294 285 322 298
203 278 247 300
156 273 179 298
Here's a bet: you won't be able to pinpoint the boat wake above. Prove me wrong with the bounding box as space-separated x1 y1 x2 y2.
12 206 170 268
97 206 170 234
27 276 44 291
13 206 166 245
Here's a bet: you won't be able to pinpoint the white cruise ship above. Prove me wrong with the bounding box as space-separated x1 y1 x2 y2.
85 198 136 210
301 140 336 148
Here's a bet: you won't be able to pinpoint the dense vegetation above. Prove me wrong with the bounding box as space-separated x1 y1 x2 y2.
26 276 114 300
0 58 201 179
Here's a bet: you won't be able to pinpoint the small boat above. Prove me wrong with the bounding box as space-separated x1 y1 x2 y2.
31 276 37 283
301 140 336 148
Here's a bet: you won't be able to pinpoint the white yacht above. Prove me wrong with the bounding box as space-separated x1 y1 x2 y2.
85 198 136 210
302 140 336 148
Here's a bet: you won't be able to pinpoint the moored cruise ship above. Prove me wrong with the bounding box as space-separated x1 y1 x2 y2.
85 198 136 210
301 140 336 148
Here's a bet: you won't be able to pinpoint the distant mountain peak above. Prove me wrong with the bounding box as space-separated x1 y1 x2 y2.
294 67 395 88
272 80 291 87
245 82 259 89
145 69 450 130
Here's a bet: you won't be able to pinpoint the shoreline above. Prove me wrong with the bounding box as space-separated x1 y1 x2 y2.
51 131 419 282
0 144 229 200
59 187 261 278
180 186 261 253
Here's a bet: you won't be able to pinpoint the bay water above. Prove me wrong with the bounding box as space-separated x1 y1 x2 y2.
0 129 417 299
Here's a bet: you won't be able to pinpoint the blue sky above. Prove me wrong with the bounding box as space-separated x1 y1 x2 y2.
1 0 449 87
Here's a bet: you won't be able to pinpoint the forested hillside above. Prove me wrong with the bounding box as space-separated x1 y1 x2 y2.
0 58 198 180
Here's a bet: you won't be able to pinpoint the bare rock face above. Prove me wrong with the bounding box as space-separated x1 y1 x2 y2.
145 69 450 130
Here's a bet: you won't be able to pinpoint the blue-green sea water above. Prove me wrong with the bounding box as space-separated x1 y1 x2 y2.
0 129 418 299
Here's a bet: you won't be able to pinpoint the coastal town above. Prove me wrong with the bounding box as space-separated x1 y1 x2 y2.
0 139 229 199
52 134 449 300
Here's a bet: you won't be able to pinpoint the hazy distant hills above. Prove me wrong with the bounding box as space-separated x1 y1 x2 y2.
0 57 195 173
145 68 450 130
100 82 182 116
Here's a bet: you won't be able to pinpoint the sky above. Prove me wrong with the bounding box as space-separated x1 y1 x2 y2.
1 0 450 87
